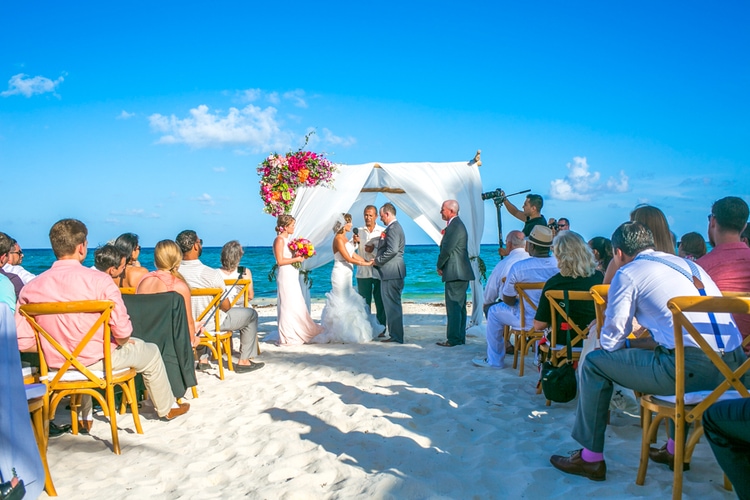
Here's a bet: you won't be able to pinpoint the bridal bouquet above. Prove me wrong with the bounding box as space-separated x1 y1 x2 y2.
258 148 336 216
288 237 315 262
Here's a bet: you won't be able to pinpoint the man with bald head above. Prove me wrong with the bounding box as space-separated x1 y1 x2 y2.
436 200 475 347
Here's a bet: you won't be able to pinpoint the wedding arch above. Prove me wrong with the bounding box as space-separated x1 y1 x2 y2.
289 151 486 327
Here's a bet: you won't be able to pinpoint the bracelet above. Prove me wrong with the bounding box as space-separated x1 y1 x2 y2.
625 338 631 349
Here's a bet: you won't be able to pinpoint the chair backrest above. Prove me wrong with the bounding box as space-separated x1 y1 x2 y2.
119 287 136 295
224 279 251 308
514 282 546 330
589 284 609 338
545 290 594 348
668 295 750 424
18 301 116 388
189 287 224 331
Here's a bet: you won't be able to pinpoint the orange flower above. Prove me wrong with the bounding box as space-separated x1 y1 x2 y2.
271 191 282 201
298 169 309 183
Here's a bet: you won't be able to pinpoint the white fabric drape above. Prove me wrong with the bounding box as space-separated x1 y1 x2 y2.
290 161 485 327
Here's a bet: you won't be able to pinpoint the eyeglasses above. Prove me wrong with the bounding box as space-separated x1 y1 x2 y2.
9 251 23 256
707 214 714 221
199 239 203 245
135 245 141 251
557 224 568 228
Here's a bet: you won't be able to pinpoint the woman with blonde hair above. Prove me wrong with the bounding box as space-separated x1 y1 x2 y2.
137 239 201 346
314 213 377 343
273 214 323 344
533 231 603 346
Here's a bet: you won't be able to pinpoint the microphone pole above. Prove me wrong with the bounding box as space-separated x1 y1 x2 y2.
492 189 530 258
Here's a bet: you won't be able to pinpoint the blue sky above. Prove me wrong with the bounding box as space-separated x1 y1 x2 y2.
1 1 748 249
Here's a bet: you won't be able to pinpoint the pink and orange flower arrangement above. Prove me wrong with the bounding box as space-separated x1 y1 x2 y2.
288 237 315 268
257 150 336 216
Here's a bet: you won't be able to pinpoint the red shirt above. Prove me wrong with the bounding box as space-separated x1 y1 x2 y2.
698 242 750 346
15 259 132 368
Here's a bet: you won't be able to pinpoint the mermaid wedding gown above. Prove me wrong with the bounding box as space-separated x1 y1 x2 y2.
314 242 381 343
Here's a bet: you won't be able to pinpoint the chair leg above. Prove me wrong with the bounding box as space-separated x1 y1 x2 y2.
672 419 686 500
724 473 733 491
30 401 57 496
224 337 234 372
215 339 225 380
191 386 199 399
636 406 653 485
106 385 121 455
126 379 143 435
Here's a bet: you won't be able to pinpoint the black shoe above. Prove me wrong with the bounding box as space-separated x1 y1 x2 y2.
649 444 690 471
550 449 607 481
196 361 211 372
235 362 264 373
436 341 464 347
49 421 72 437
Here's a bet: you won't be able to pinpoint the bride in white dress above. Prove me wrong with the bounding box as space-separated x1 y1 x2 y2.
314 213 381 343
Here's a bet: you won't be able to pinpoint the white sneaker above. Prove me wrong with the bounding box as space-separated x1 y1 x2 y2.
472 357 503 369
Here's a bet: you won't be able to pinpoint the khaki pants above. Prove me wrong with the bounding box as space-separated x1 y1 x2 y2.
80 338 175 418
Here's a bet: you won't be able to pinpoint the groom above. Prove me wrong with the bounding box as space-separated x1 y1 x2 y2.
373 202 406 344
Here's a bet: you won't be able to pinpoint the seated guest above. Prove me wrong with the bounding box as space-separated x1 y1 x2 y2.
483 230 529 318
0 274 14 311
703 398 750 499
742 223 750 247
698 196 750 352
176 230 263 374
550 221 746 481
677 231 707 261
94 244 127 280
588 237 613 274
15 219 189 430
473 225 558 368
604 204 675 283
218 240 254 308
534 231 603 346
3 238 35 284
114 232 149 288
0 233 23 298
137 240 201 347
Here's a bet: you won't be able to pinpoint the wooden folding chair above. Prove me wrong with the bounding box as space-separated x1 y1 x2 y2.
507 282 547 377
636 295 750 499
537 290 594 405
191 288 234 380
18 300 143 455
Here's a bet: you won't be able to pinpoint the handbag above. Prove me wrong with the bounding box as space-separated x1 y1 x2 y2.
540 290 578 403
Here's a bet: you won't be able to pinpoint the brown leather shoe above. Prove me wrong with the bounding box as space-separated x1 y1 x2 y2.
78 420 93 434
550 449 607 481
649 444 690 471
164 402 190 421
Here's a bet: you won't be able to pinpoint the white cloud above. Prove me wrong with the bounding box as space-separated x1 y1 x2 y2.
268 92 280 104
149 104 293 151
212 166 226 173
322 128 356 147
117 110 136 120
1 73 65 97
239 88 262 102
549 157 630 201
283 89 308 108
193 193 215 205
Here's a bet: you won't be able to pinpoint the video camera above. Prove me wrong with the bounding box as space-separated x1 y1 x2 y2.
481 189 504 201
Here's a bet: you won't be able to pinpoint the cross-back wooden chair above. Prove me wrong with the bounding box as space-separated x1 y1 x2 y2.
191 288 234 380
225 279 251 308
18 300 143 455
537 290 594 405
508 282 547 377
636 295 750 499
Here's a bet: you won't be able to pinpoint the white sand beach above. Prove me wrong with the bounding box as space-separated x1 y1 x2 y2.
40 302 734 499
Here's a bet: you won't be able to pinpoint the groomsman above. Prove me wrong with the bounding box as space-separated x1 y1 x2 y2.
436 200 475 347
374 203 406 344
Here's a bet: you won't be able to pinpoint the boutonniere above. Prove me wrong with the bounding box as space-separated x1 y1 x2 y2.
440 229 446 235
380 232 387 239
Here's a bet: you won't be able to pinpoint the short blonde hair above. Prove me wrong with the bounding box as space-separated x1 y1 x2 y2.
552 231 597 278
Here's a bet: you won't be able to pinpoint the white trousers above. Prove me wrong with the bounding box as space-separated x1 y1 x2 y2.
485 302 521 367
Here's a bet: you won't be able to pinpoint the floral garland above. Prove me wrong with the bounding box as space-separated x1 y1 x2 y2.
257 149 336 216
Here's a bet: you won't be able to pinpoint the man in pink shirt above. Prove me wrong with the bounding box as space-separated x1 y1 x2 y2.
15 219 188 426
698 196 750 351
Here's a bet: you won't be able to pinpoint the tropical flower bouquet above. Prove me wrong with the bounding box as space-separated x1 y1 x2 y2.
258 149 336 216
288 237 315 268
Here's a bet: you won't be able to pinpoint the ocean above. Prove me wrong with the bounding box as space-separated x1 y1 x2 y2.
19 245 503 302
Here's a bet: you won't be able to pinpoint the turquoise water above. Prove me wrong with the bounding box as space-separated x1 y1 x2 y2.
20 245 503 302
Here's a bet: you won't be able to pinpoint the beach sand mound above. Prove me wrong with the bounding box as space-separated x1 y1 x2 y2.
42 303 732 499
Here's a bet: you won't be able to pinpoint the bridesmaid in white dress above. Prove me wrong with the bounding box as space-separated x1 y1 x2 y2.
273 214 323 345
314 214 380 344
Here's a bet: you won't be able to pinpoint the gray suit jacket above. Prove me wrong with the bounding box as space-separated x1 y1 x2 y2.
437 216 475 282
374 220 406 280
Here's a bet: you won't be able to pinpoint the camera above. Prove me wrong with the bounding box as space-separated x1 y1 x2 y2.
547 218 558 232
237 265 246 277
481 189 503 201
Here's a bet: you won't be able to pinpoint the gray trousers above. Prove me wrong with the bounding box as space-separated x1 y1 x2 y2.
220 307 259 361
445 280 469 345
357 277 386 326
572 345 747 453
379 278 404 343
